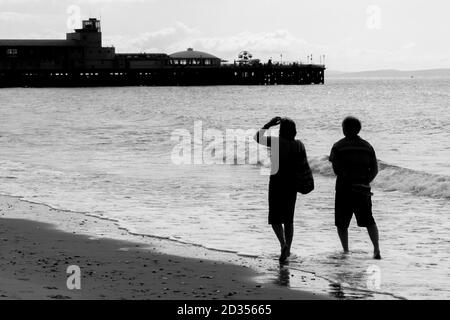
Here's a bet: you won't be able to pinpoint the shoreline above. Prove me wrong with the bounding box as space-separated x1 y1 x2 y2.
0 218 326 300
0 194 328 300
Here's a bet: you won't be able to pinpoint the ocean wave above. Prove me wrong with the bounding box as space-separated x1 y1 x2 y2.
375 161 450 199
249 155 450 199
308 157 450 200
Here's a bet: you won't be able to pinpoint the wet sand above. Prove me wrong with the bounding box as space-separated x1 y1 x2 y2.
0 218 327 300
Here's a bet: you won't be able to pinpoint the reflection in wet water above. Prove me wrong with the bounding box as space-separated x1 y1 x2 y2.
259 256 402 300
275 263 291 287
329 283 346 299
328 282 376 300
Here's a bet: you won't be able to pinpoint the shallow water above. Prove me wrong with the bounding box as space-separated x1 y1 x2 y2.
0 78 449 299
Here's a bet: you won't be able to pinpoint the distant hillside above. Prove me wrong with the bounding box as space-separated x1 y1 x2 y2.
326 68 450 78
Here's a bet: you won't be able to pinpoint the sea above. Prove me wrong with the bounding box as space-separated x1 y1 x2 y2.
0 77 449 299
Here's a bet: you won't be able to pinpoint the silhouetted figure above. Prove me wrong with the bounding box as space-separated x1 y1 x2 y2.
329 116 381 259
254 117 306 263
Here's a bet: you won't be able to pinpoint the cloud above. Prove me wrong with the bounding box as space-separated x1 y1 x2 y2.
111 23 447 70
0 0 149 2
104 22 198 53
0 11 34 22
76 0 153 3
130 22 197 50
191 30 314 57
0 0 42 3
106 23 325 62
402 42 417 50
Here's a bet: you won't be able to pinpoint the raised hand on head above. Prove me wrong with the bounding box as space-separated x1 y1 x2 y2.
263 116 281 129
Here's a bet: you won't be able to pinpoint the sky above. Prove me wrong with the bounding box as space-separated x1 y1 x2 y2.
0 0 449 71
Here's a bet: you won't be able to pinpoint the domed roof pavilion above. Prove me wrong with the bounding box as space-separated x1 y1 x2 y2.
169 48 221 66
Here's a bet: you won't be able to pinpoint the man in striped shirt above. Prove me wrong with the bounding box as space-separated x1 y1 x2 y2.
329 116 381 259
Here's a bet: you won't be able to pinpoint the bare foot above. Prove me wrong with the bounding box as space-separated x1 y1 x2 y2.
279 245 289 263
373 250 381 260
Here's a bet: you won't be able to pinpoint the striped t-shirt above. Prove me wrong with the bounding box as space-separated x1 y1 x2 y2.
329 136 378 190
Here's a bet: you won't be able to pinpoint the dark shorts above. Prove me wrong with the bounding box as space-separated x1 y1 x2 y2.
268 178 297 225
335 189 376 228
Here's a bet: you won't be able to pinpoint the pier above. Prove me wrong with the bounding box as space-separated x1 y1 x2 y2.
0 18 325 87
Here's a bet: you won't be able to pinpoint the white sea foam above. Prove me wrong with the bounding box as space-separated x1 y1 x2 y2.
308 157 450 199
250 155 450 199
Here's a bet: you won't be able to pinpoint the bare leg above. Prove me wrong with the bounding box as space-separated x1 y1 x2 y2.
271 224 286 249
284 223 294 256
337 227 349 253
367 224 381 259
272 224 290 262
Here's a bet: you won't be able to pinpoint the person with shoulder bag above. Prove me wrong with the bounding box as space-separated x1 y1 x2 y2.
254 116 314 263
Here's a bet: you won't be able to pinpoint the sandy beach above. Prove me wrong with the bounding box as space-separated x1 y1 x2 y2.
0 200 326 300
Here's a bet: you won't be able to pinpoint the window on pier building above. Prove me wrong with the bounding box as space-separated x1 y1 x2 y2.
6 48 18 56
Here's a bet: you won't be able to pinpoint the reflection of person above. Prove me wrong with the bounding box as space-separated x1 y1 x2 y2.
254 117 306 262
276 264 291 287
329 116 381 259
